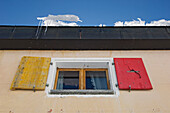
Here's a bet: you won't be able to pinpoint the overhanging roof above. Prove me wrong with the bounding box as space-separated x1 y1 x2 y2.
0 25 170 50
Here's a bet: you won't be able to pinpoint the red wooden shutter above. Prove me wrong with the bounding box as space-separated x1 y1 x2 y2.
114 58 152 90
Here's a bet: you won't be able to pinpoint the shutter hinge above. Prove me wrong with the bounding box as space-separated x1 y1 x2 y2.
129 85 131 92
50 62 53 65
46 84 49 87
33 85 36 92
112 63 115 65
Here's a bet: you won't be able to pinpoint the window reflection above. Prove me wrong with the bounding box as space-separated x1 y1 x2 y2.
56 71 79 90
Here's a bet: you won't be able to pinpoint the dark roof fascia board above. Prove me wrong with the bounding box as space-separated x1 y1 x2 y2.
0 39 170 50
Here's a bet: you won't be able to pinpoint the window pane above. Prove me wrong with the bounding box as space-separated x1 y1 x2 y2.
86 71 108 90
56 71 79 90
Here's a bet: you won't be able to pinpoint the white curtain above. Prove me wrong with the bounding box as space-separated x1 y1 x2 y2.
87 71 107 90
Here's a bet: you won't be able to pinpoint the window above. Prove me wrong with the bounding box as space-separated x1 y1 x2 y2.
46 58 119 96
54 69 80 90
85 69 110 90
54 68 110 90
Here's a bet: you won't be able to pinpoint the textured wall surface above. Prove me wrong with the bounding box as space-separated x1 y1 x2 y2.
0 50 170 113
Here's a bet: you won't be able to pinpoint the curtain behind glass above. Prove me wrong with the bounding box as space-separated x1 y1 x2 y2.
86 71 108 90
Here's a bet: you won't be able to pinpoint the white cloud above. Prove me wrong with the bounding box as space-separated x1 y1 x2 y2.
99 24 106 27
124 18 145 26
37 14 82 26
114 18 170 26
42 20 78 26
114 21 124 26
146 19 170 26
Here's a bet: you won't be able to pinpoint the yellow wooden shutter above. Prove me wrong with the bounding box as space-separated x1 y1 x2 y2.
10 56 51 90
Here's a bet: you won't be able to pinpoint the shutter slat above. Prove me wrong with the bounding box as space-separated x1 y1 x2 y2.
10 56 51 90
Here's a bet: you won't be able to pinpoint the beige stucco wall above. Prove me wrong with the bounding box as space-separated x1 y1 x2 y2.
0 50 170 113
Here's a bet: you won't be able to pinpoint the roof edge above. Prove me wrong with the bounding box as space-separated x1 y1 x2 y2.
0 25 170 28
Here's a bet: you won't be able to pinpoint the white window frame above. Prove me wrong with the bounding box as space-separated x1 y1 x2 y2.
45 58 119 97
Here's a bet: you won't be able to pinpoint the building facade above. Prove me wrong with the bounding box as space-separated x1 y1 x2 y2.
0 26 170 113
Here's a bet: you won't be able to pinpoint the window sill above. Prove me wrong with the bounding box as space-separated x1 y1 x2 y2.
50 90 114 95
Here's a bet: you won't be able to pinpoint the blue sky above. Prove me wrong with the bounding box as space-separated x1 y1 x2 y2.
0 0 170 26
